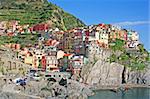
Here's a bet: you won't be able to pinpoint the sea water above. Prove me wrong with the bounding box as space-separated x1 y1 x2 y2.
89 88 150 99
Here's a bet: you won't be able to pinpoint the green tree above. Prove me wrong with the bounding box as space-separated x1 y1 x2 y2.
109 54 118 63
110 39 125 52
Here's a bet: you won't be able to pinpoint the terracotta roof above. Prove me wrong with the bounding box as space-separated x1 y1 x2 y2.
64 53 72 57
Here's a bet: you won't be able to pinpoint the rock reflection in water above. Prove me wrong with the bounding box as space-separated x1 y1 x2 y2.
89 88 150 99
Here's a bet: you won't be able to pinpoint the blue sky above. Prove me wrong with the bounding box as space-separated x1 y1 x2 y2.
48 0 150 51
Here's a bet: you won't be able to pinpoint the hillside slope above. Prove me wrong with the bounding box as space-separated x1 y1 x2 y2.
0 0 85 30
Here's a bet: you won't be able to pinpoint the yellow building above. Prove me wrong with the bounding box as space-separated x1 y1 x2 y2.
24 56 33 65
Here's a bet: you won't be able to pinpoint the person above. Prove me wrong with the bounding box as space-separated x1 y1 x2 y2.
124 86 129 91
9 79 13 84
24 78 27 82
8 79 13 84
119 85 130 97
59 77 67 87
4 79 6 83
20 79 26 90
54 88 58 96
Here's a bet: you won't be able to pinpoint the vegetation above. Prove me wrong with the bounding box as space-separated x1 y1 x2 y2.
108 39 149 71
18 67 26 76
109 53 118 63
0 66 5 75
0 0 85 30
109 39 125 52
0 60 5 75
0 33 39 48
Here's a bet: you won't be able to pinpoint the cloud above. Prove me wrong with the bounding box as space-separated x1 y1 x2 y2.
113 21 150 26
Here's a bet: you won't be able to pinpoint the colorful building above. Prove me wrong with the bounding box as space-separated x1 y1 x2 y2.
63 31 75 53
32 24 49 32
68 55 84 79
98 33 109 48
46 55 59 72
32 49 44 68
24 56 33 65
41 56 46 71
119 29 128 41
127 30 139 49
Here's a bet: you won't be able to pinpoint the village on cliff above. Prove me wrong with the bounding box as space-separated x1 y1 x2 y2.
1 19 150 99
0 20 140 80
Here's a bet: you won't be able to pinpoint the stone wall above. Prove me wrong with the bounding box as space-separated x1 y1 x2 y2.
0 57 31 72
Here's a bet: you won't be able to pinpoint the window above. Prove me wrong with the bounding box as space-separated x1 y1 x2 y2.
45 75 51 77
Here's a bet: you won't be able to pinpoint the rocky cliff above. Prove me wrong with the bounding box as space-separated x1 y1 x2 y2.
81 49 150 87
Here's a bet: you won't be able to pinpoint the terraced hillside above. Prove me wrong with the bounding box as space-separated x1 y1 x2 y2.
0 0 85 30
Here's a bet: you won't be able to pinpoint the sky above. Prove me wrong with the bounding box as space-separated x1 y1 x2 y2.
48 0 150 51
